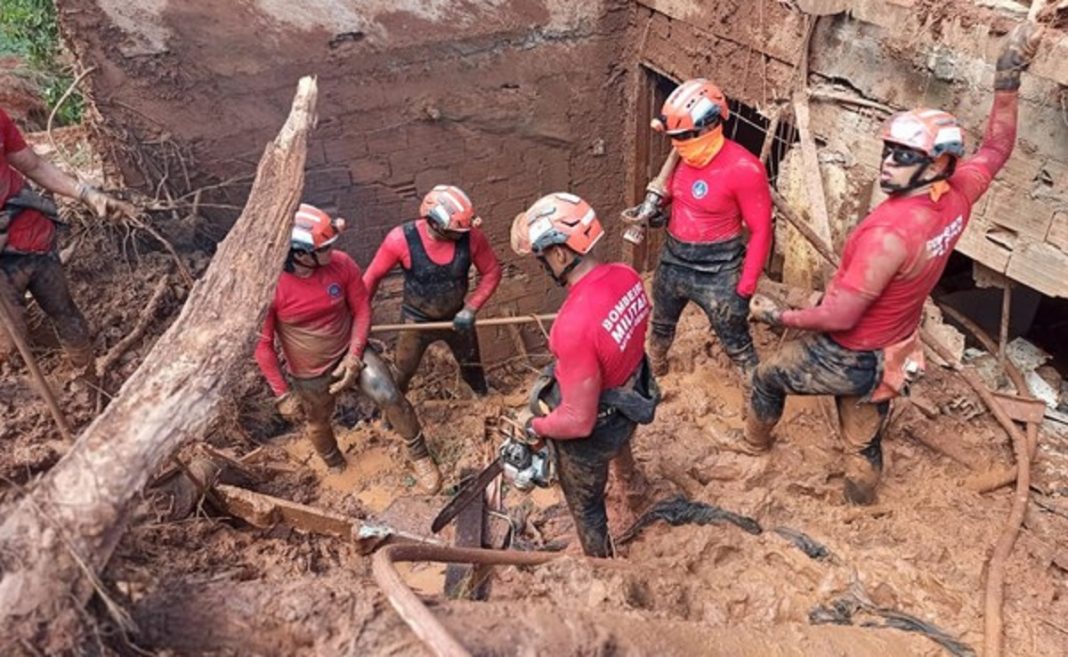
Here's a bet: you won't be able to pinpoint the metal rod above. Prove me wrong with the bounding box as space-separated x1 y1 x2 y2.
0 280 73 440
370 313 557 333
999 283 1012 366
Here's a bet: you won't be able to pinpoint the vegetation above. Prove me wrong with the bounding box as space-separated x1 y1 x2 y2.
0 0 83 125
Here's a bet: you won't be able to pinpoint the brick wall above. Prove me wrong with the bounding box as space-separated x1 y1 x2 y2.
61 0 634 360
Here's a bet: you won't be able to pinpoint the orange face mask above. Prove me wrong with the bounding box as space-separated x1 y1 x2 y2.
672 125 725 168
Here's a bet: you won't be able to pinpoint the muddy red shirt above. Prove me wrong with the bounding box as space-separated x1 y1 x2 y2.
532 263 650 440
663 139 773 296
362 220 502 309
827 92 1018 351
255 251 371 396
0 108 55 253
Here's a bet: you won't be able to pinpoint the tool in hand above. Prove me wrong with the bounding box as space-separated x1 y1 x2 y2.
431 413 553 533
621 149 680 245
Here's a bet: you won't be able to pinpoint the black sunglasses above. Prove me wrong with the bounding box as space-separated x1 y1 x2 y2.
882 143 929 167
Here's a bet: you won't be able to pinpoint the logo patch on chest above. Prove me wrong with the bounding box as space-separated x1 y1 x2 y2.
691 180 708 199
327 283 343 299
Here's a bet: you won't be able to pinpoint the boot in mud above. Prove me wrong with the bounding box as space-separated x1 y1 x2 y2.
411 456 442 495
843 438 883 505
739 413 776 455
305 421 346 473
64 341 98 391
320 446 347 474
648 336 672 377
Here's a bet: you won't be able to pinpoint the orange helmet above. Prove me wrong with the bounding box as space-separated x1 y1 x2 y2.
420 184 480 233
651 78 730 136
291 203 344 252
510 192 604 257
881 109 965 160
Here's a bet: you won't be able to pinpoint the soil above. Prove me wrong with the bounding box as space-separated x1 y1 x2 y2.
4 234 1067 654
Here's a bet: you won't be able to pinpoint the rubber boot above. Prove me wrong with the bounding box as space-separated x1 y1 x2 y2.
740 413 776 455
306 422 346 473
843 438 882 505
64 341 98 390
648 336 672 377
411 456 442 495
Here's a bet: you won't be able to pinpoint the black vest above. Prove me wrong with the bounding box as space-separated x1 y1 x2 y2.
401 221 471 321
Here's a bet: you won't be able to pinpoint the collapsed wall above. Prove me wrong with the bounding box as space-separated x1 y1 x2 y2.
57 0 633 359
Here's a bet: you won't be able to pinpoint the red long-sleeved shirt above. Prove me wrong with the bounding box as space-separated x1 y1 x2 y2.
783 91 1018 350
532 263 650 439
255 251 370 396
0 108 54 253
663 139 773 296
362 220 501 310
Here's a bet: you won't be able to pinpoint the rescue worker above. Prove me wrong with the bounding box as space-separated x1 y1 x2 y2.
1 106 134 379
511 192 660 558
744 23 1041 505
363 185 501 395
625 80 772 382
256 203 442 493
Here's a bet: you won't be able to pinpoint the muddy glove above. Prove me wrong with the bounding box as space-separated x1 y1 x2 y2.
995 22 1042 91
453 305 477 331
328 352 365 395
275 392 303 423
748 293 784 326
622 191 667 227
513 408 543 450
77 183 138 221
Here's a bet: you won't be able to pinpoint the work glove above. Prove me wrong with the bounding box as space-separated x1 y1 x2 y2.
622 191 666 227
748 293 784 326
995 22 1043 91
77 183 138 221
513 408 544 450
453 305 477 331
275 392 302 423
328 352 365 395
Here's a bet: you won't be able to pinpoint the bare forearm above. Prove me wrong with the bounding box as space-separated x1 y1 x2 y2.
18 154 81 199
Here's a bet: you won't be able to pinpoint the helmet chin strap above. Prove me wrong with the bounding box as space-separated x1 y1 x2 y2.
881 157 956 195
538 251 583 287
286 249 323 273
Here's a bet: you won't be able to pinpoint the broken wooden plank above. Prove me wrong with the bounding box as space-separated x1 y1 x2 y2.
444 469 488 600
214 483 354 538
0 77 318 652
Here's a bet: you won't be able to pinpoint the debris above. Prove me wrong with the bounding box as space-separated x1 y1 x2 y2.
809 594 976 657
616 495 763 544
0 77 318 651
773 526 832 561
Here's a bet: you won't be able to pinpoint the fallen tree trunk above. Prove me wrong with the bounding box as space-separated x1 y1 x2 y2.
0 76 317 653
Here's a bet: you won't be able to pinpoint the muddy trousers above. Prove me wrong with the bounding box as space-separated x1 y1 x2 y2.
750 333 888 458
552 413 639 558
392 320 488 395
651 261 757 374
291 350 427 464
0 250 92 368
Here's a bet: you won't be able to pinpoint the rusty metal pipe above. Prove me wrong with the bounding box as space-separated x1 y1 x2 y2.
371 543 626 657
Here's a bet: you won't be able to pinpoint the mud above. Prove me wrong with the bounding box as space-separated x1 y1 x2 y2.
5 280 1065 654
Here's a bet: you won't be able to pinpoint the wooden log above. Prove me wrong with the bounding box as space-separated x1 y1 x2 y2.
0 77 318 653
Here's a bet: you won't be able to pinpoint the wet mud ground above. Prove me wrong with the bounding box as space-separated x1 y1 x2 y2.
3 251 1068 655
